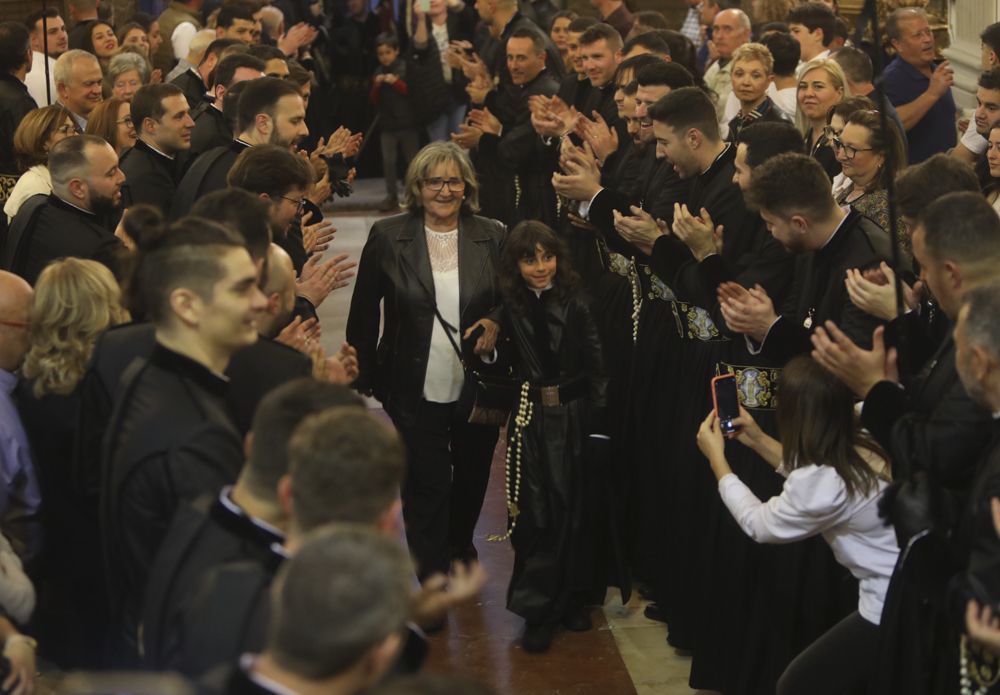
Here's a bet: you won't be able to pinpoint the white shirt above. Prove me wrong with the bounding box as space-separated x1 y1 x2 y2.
961 116 988 156
422 227 464 403
172 21 198 63
431 22 452 84
718 463 899 624
4 166 52 223
25 51 57 106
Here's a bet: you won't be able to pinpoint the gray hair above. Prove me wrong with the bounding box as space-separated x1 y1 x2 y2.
886 7 926 43
186 29 216 63
105 51 150 86
49 134 108 195
267 525 413 679
961 282 1000 361
54 48 99 86
259 6 284 37
401 141 480 215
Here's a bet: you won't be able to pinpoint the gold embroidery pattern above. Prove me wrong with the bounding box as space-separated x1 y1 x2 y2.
716 362 781 410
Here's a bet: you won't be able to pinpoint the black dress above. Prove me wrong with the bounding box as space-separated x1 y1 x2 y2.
503 288 607 624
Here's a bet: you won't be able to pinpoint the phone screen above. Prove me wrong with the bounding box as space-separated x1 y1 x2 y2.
713 375 740 436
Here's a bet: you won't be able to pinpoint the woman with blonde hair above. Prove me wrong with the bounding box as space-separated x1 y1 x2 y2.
347 141 505 581
4 105 78 223
85 98 138 155
16 258 129 668
796 57 850 179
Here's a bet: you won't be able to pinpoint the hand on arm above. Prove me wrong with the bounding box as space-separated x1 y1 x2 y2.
464 318 499 356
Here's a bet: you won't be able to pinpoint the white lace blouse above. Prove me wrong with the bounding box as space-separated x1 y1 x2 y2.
423 226 464 402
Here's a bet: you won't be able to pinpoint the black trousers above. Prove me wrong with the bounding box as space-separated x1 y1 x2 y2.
776 611 880 695
391 400 499 579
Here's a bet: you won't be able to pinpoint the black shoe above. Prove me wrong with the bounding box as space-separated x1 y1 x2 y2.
644 603 668 624
562 606 593 632
522 622 554 653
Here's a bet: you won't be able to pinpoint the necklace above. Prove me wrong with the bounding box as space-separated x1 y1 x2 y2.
488 381 532 542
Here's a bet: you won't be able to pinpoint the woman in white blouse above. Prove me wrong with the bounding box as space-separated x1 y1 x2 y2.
4 105 78 223
347 142 505 582
696 355 899 695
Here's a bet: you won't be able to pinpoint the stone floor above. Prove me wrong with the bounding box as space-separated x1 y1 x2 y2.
314 181 710 694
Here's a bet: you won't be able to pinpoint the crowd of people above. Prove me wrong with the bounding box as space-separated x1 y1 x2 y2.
2 0 1000 693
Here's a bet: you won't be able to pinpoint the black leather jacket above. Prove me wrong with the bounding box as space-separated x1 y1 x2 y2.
346 211 505 422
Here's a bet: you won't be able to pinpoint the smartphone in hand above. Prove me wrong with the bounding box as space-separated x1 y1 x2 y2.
711 374 741 438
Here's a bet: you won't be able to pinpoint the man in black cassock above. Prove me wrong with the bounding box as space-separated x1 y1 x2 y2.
118 83 195 214
810 192 1000 695
199 527 412 695
188 53 264 158
456 28 558 226
2 135 125 285
101 221 263 663
141 380 362 671
171 76 307 220
718 151 891 364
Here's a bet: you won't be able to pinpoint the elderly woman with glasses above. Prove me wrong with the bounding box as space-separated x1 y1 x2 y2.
104 51 151 102
347 141 505 581
832 109 908 254
4 105 78 223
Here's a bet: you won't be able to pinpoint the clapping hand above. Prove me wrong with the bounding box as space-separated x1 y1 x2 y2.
451 122 483 149
302 211 337 254
811 323 897 398
275 316 321 352
465 73 493 104
672 203 723 261
717 282 777 342
412 561 488 630
551 142 602 201
613 205 665 255
296 253 357 308
578 111 618 164
845 262 921 321
467 107 501 135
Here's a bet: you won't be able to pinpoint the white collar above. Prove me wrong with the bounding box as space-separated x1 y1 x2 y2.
140 137 175 160
53 193 95 215
240 655 302 695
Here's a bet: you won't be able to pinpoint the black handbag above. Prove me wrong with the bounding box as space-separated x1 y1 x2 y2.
429 302 517 427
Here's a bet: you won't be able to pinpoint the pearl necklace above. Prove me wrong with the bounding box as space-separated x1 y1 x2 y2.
488 381 532 543
961 634 1000 695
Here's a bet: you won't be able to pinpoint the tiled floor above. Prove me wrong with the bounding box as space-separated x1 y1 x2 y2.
315 183 709 694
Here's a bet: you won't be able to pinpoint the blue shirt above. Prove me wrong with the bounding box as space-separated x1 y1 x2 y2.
0 370 41 526
882 56 956 164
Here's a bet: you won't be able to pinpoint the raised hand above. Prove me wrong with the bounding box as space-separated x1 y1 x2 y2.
673 204 723 261
810 323 893 398
718 283 777 342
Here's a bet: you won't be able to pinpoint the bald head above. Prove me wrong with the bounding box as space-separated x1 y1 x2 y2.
261 243 296 338
0 272 33 371
712 9 751 58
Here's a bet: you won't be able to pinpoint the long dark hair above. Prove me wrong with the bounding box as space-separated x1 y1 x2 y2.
775 356 889 498
498 220 579 313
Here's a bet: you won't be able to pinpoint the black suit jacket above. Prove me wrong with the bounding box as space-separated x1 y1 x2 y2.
862 337 994 488
171 68 209 112
346 212 506 423
756 209 891 363
119 139 183 213
170 140 249 219
102 344 244 641
190 104 232 158
0 74 37 178
2 193 125 285
142 492 283 671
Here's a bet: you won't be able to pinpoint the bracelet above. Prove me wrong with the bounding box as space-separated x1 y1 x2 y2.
5 635 37 651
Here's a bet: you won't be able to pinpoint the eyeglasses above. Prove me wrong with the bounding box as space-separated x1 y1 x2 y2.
423 177 466 192
829 136 874 160
0 319 28 330
116 116 134 127
821 125 841 141
56 123 81 135
280 195 307 214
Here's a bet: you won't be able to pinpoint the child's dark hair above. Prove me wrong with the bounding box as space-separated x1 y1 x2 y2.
375 32 399 50
499 220 579 312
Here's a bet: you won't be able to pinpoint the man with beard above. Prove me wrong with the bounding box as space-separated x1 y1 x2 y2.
171 77 307 218
2 135 126 285
119 84 196 213
189 53 264 157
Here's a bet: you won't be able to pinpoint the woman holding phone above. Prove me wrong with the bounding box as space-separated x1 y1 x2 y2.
696 355 898 695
